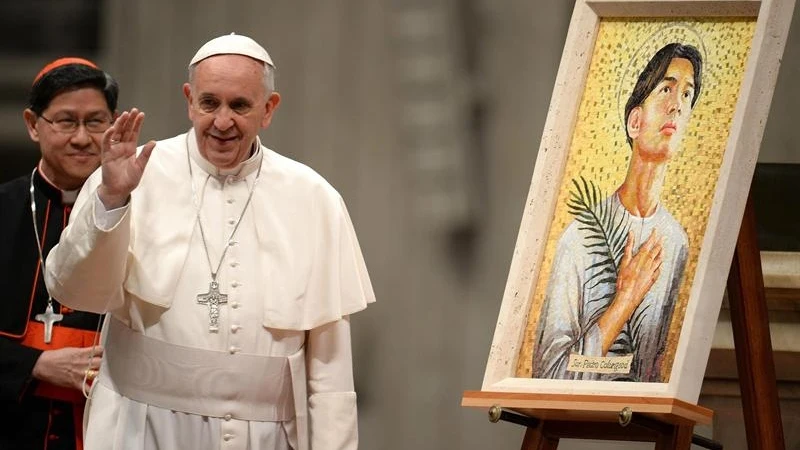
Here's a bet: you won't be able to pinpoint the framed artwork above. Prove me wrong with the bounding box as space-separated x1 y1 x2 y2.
482 0 795 403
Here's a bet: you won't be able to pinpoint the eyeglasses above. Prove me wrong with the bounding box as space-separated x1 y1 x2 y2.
39 114 112 134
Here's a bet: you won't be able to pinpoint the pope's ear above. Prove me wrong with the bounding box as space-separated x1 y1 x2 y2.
183 83 194 119
260 92 281 129
23 109 40 143
626 107 642 140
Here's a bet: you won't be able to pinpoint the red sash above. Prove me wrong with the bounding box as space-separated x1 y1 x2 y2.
21 321 99 450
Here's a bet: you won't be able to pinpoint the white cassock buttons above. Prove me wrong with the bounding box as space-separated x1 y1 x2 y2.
231 324 241 333
224 414 232 421
231 281 240 288
226 198 235 204
227 218 236 225
231 302 241 309
229 346 240 354
223 433 233 441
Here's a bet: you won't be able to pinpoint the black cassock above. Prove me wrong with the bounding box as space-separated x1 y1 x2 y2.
0 169 102 450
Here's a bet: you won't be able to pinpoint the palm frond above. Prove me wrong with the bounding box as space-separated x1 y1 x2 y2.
567 177 626 275
564 176 640 359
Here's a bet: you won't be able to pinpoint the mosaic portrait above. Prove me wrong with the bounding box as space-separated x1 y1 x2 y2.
517 18 757 383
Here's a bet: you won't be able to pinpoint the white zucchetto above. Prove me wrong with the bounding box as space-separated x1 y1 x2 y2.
189 33 275 68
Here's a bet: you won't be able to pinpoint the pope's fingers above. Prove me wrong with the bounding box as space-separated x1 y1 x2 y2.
137 141 157 169
113 110 131 131
104 113 128 149
102 127 116 150
121 108 143 140
113 110 137 139
128 110 146 142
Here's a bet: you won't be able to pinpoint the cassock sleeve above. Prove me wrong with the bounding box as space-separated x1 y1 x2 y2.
306 316 358 450
44 183 131 314
0 337 42 402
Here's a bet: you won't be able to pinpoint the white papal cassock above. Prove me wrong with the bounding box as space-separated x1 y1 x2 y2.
44 129 376 450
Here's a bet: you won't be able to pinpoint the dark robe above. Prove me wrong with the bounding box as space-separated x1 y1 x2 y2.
0 168 102 450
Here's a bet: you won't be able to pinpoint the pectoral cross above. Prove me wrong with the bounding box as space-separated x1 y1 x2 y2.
197 280 227 332
35 303 63 344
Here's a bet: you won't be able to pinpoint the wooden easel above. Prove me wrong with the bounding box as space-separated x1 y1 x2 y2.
725 192 785 449
462 192 786 449
461 391 715 449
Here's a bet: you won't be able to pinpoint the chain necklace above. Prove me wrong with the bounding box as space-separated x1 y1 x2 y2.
29 168 64 343
30 168 104 396
186 138 262 332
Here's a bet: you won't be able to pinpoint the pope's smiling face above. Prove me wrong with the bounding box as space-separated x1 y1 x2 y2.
183 54 280 169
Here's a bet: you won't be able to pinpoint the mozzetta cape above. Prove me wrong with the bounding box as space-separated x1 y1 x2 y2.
45 130 376 450
48 130 375 326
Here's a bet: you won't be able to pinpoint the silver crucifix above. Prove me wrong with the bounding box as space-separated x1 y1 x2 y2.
197 280 228 332
34 303 63 344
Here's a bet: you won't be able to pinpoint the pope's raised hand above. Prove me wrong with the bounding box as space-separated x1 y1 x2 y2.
97 108 156 209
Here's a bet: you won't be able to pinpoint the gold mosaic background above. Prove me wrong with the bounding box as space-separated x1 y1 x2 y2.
515 17 756 382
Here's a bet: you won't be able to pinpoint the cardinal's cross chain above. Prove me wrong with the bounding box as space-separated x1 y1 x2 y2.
197 280 228 332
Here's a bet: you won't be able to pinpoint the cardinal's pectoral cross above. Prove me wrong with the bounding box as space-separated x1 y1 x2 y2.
197 281 228 332
35 303 63 344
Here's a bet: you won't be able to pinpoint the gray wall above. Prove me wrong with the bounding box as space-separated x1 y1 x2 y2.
2 1 798 448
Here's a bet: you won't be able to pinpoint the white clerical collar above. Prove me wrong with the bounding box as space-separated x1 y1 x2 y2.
62 189 79 204
36 160 81 204
187 128 263 178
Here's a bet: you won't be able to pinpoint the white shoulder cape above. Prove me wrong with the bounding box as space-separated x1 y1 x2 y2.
89 130 375 330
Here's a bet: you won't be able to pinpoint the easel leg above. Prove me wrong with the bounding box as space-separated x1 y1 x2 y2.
521 422 559 450
654 424 693 450
727 193 785 449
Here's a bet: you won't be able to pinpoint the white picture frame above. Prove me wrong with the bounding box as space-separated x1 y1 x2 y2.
481 0 795 404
